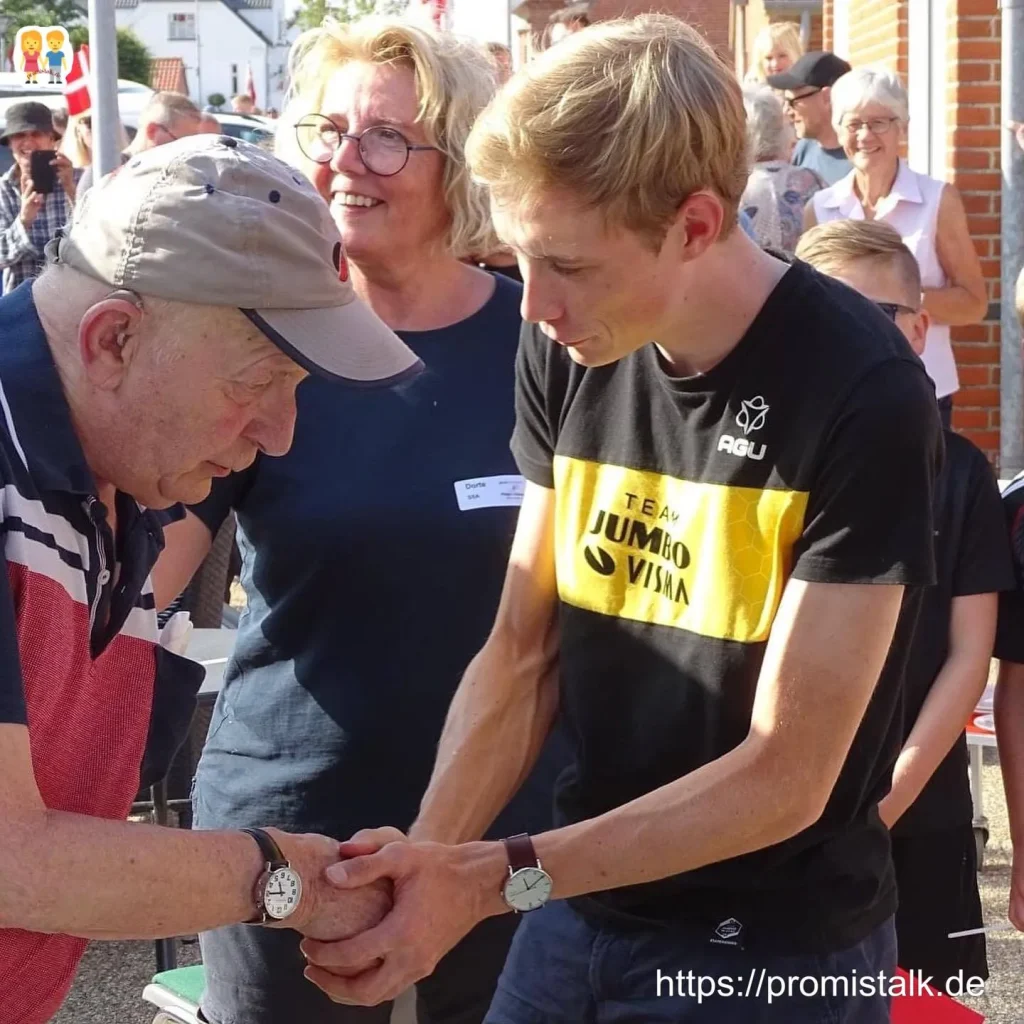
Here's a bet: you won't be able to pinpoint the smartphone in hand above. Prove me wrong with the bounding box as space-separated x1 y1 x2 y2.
29 149 57 194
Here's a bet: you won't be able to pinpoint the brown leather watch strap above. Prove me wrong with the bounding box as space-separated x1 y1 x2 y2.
502 833 539 872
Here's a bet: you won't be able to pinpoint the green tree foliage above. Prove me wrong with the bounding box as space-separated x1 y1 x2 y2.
290 0 407 33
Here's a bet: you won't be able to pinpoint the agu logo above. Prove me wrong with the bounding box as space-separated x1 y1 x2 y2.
718 396 769 461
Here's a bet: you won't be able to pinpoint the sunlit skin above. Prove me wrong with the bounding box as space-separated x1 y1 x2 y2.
830 259 929 355
783 87 833 142
41 290 309 511
307 61 448 274
763 47 794 76
838 100 901 177
490 186 780 378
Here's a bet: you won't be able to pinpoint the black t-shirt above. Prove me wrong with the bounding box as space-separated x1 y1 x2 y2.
891 432 1014 837
512 259 942 953
189 274 566 842
995 473 1024 664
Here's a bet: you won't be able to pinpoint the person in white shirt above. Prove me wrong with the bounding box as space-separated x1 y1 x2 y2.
804 67 987 427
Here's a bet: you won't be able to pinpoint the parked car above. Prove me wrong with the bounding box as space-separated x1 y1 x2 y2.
206 112 276 149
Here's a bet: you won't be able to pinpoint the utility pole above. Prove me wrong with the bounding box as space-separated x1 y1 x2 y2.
1001 0 1024 477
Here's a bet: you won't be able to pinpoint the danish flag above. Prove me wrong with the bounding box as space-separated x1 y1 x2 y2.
64 45 91 117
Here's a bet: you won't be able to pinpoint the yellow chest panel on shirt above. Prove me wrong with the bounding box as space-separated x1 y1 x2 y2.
553 456 809 644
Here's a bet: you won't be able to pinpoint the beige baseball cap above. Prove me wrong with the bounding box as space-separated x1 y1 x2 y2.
47 134 422 386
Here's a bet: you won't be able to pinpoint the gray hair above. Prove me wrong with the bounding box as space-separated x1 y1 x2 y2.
742 86 788 163
830 67 909 133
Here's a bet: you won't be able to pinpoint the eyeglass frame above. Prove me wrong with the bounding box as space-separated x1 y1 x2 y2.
876 301 918 321
783 87 822 110
840 115 901 137
294 115 437 176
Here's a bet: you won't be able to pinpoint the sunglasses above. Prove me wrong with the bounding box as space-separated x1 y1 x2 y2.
876 301 918 320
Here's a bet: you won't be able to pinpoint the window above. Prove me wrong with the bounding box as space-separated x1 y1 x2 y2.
168 13 196 41
231 63 238 95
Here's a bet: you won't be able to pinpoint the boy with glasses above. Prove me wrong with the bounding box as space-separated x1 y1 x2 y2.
797 219 1013 991
768 51 852 184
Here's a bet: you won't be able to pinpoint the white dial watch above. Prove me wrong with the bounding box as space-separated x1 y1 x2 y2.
242 827 303 924
501 833 553 913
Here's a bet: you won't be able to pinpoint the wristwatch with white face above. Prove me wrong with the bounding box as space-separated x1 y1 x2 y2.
242 827 302 924
501 833 553 913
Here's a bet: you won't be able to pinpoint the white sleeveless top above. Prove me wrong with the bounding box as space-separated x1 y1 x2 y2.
810 160 957 398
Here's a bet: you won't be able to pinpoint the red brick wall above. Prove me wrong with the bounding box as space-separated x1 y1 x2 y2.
945 0 1002 461
588 0 732 55
822 0 833 51
848 0 908 79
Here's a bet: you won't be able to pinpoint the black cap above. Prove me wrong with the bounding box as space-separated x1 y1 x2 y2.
766 52 852 91
1 101 55 145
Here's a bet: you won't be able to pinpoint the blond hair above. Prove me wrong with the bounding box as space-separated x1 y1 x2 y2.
59 113 130 168
280 15 499 260
796 220 922 305
466 14 747 244
746 22 803 85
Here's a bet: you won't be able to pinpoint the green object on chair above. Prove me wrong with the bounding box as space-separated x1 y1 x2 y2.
152 965 205 1003
143 964 205 1023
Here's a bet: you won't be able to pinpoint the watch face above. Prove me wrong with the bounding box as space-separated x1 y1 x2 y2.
263 866 302 919
503 866 552 912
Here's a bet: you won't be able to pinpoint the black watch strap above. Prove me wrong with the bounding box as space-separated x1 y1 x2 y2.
241 827 287 870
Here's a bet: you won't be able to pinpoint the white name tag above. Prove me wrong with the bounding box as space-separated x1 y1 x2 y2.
454 475 525 511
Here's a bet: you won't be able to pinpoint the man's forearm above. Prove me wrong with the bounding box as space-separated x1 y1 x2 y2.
411 631 558 846
5 811 305 939
996 661 1024 851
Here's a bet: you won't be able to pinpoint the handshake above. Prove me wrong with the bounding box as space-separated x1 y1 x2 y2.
270 826 509 1007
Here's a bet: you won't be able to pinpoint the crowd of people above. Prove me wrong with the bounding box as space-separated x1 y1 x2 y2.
0 9 1022 1024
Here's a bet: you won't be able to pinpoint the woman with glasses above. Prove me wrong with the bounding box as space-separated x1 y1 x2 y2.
804 67 987 428
154 15 565 1024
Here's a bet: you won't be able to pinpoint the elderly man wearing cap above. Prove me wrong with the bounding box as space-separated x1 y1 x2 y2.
767 51 853 186
0 134 419 1024
0 100 77 295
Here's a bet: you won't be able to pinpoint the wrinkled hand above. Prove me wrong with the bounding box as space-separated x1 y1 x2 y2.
1008 855 1024 932
300 839 505 1006
270 830 392 942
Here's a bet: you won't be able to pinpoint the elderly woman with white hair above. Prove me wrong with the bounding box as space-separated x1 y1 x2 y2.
805 67 986 426
155 15 566 1024
740 86 823 254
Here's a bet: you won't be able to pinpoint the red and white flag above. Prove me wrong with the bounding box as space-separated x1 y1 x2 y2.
245 62 256 105
64 44 91 117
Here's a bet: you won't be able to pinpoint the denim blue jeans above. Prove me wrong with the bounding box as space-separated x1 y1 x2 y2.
485 900 896 1024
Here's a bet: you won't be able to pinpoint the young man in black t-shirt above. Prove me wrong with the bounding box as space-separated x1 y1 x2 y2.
797 220 1014 992
995 266 1024 936
299 18 942 1021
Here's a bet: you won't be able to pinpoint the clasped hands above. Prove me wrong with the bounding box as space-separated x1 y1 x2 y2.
280 826 504 1006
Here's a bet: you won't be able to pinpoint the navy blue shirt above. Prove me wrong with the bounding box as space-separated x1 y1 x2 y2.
190 274 564 840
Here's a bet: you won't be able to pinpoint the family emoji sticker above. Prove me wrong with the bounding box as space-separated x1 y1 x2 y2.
15 26 69 85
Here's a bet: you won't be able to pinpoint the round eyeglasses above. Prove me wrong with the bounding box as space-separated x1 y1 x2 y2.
840 116 900 137
295 115 437 176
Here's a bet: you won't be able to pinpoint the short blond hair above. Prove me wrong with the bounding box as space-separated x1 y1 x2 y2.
466 14 748 243
746 21 803 85
280 15 499 259
796 220 922 305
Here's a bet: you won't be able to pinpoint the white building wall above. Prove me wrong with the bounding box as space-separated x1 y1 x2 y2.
116 1 287 109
